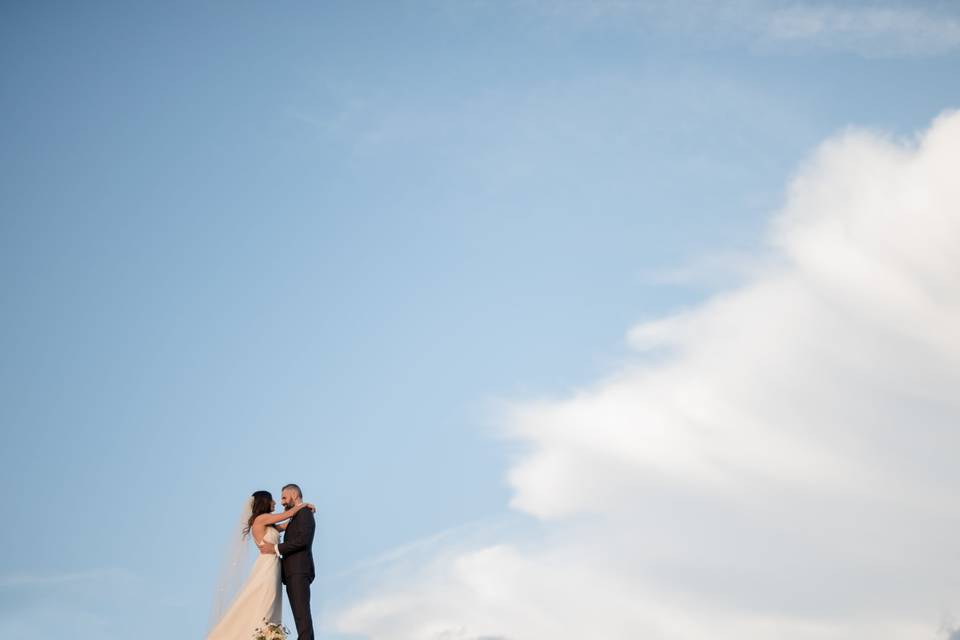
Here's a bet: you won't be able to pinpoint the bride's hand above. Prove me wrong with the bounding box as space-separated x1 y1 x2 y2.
303 502 316 513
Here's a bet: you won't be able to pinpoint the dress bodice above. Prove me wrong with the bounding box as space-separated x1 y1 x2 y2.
256 526 280 547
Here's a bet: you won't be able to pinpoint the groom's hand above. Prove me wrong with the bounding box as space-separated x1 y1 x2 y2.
259 544 277 555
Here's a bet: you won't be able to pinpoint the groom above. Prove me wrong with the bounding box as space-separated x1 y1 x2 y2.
262 482 315 639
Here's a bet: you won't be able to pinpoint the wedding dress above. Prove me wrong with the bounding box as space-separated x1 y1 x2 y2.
207 526 282 639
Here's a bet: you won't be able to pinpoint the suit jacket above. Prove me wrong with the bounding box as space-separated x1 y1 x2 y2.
279 507 316 585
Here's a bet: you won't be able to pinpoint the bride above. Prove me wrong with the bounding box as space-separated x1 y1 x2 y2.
208 490 315 639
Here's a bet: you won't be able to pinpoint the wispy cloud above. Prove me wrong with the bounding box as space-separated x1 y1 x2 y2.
514 0 960 57
0 567 142 638
333 110 960 639
759 4 960 57
635 249 783 288
0 567 133 589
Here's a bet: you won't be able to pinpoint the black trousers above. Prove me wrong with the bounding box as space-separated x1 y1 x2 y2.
285 574 314 640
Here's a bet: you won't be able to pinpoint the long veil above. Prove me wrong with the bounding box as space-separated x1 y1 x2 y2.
208 496 255 631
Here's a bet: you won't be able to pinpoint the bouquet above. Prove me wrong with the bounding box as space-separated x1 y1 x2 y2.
253 619 290 640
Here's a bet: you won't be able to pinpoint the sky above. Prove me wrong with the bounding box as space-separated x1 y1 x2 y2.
2 1 960 638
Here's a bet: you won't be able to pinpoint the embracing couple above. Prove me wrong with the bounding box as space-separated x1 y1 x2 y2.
208 483 316 640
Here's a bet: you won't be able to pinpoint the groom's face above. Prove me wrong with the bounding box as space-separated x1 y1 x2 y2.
281 488 297 510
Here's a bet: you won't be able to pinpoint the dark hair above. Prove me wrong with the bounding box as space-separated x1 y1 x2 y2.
245 490 274 536
282 483 302 499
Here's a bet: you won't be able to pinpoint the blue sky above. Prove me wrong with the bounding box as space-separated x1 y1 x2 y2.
3 2 960 638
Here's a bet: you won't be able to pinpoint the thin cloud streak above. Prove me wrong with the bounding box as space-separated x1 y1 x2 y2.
516 0 960 57
0 568 133 589
761 4 960 56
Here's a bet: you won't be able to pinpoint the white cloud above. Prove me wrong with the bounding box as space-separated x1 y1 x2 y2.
332 110 960 639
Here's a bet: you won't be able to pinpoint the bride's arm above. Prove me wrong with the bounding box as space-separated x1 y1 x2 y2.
254 502 315 528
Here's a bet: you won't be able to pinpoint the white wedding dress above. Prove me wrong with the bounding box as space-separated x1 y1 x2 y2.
207 527 282 639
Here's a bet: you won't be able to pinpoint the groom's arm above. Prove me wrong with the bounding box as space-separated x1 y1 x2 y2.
277 510 315 558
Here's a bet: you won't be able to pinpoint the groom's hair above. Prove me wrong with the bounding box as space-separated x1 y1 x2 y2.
282 483 302 498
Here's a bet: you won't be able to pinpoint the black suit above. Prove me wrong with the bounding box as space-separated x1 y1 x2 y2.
279 508 316 640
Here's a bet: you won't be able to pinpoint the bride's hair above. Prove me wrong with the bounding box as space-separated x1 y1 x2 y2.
244 490 274 536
